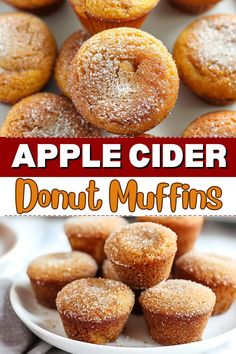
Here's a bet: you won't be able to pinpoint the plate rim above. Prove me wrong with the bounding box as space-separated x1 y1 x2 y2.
10 278 236 353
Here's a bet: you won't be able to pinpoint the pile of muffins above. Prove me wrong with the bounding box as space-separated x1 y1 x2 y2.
27 216 236 346
0 0 236 137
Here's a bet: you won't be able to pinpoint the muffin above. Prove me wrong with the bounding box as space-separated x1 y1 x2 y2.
0 13 56 104
104 222 177 289
183 111 236 138
56 278 134 344
140 279 216 345
3 0 64 14
64 216 128 265
137 216 204 258
70 27 179 135
0 93 101 138
174 15 236 105
69 0 160 34
102 259 120 281
27 252 98 308
55 30 90 98
175 251 236 315
169 0 221 14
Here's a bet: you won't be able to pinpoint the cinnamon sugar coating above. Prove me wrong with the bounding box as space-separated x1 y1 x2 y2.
65 216 128 264
55 31 91 98
0 93 101 138
183 111 236 138
140 279 215 345
70 27 179 135
174 15 236 105
175 251 236 314
105 222 177 288
56 278 134 344
0 13 56 104
27 252 98 308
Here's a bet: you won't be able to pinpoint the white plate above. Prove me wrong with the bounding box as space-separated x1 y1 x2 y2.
0 223 18 270
10 228 236 354
0 0 236 136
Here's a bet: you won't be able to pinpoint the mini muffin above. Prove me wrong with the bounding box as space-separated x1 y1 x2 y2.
140 279 216 345
137 216 204 258
105 222 177 289
0 13 56 104
183 111 236 138
56 278 134 344
70 27 179 135
0 93 101 138
55 30 90 98
175 251 236 315
2 0 64 14
64 216 128 265
69 0 160 34
27 252 98 308
174 15 236 105
169 0 221 14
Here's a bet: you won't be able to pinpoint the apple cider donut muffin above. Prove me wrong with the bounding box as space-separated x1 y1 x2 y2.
69 0 160 34
27 252 98 308
183 111 236 138
55 30 90 98
3 0 64 14
175 251 236 315
56 278 134 344
140 279 215 345
70 27 179 135
138 216 204 258
169 0 221 14
0 93 101 138
0 13 56 104
104 222 177 289
174 15 236 105
64 216 128 265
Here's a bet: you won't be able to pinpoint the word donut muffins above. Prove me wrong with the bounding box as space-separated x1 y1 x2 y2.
69 27 179 135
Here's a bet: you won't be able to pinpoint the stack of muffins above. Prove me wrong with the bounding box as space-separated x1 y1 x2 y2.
27 216 236 346
0 0 235 137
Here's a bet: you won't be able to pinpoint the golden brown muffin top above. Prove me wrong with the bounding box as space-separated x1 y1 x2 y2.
27 252 98 282
55 30 91 98
175 15 236 77
70 27 179 135
138 216 204 226
70 0 159 20
176 251 236 287
0 93 101 138
102 259 120 281
56 278 134 321
183 111 236 138
64 216 128 240
0 12 56 77
105 222 177 265
140 279 216 316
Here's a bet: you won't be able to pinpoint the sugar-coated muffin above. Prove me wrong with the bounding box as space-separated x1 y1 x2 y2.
3 0 64 14
137 216 204 258
55 31 90 98
70 27 179 135
27 252 98 308
183 111 236 138
56 278 134 344
169 0 221 14
0 13 56 104
69 0 160 34
64 216 128 265
105 222 177 289
175 251 236 315
140 279 216 345
174 15 236 105
0 93 101 138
